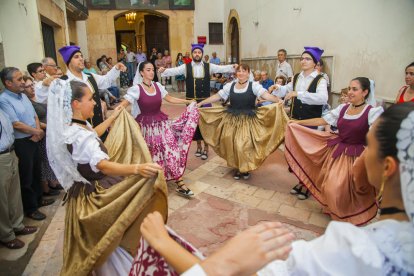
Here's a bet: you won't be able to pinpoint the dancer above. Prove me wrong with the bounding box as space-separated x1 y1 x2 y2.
133 102 414 276
47 79 167 275
58 45 127 142
122 61 199 197
395 62 414 103
282 46 329 199
196 64 288 179
159 43 236 160
285 77 383 224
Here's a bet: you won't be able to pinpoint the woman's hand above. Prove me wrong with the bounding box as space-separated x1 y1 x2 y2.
140 211 169 250
201 221 294 276
284 91 298 101
135 163 163 178
115 63 127 72
110 105 124 120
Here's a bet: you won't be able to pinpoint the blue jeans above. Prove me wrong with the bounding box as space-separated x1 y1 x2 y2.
126 62 134 82
108 86 120 98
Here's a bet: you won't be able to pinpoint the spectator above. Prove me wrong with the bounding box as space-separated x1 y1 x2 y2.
260 70 274 90
22 76 61 195
183 51 192 64
155 52 166 85
55 67 64 78
395 62 414 103
135 47 147 64
210 52 220 65
0 107 38 249
106 57 114 69
204 55 210 63
276 49 293 80
175 53 186 92
315 59 330 91
83 60 98 74
0 67 54 221
27 62 50 104
41 57 58 78
104 59 121 99
162 50 172 85
149 48 159 82
126 48 136 83
253 70 261 82
98 55 110 73
118 49 129 88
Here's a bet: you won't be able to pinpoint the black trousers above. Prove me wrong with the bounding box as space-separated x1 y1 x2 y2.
14 138 42 214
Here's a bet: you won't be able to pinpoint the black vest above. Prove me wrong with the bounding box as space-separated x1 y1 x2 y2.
185 62 210 102
226 82 257 116
291 73 324 120
84 73 108 142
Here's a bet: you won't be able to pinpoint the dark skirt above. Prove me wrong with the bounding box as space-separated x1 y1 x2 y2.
39 138 58 182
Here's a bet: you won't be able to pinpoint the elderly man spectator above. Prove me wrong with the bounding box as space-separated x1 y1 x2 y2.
126 48 136 83
210 52 220 65
0 108 38 249
41 57 58 78
260 70 274 90
27 62 52 104
0 67 54 221
253 70 261 82
135 47 147 64
276 49 293 80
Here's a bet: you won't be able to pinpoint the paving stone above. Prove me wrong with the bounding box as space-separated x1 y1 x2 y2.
253 188 276 199
278 204 311 222
228 192 261 208
294 198 323 213
187 180 211 194
256 199 281 213
271 191 297 206
204 184 233 199
208 166 233 177
308 212 331 228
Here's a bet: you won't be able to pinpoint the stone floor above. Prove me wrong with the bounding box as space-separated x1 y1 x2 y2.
0 91 331 275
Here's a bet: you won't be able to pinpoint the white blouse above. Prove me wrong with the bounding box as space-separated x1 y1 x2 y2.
323 104 384 127
124 82 168 118
218 81 267 101
63 122 109 173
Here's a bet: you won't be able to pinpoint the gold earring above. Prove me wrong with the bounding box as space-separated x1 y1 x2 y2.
376 176 386 202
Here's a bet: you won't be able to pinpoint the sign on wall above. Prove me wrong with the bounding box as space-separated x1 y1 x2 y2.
197 36 206 44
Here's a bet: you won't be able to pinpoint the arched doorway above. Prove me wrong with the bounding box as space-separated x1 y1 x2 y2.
230 18 239 64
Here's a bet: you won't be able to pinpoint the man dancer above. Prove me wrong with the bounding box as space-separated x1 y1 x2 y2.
159 43 236 160
58 45 126 141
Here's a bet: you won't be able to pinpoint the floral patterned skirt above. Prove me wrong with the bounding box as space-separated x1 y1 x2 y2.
138 103 199 181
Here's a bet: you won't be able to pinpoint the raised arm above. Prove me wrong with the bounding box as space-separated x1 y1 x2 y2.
210 63 237 74
94 105 123 137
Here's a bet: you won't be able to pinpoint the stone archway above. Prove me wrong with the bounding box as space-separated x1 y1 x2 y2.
226 9 241 64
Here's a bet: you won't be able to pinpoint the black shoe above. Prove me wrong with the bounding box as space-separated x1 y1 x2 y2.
195 148 202 157
242 172 250 180
40 198 55 207
201 150 208 160
26 210 46 221
43 189 60 196
297 188 310 200
290 184 303 195
175 181 194 197
233 170 241 180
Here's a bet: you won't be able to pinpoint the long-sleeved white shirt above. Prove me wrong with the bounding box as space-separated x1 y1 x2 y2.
284 70 328 105
160 61 234 78
34 80 49 104
66 66 120 92
276 61 293 78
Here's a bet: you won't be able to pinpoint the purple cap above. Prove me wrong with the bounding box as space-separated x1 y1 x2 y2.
58 45 81 65
191 43 204 53
303 46 324 63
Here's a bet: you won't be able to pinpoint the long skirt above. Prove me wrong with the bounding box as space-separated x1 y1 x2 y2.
61 110 168 276
39 137 58 182
198 103 288 172
284 123 377 225
139 103 199 181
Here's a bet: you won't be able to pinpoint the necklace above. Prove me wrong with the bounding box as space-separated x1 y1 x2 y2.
71 118 87 125
380 206 405 215
351 102 366 108
142 81 152 88
238 80 248 85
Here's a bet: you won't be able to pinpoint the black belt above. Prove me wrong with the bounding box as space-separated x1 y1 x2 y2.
0 145 14 155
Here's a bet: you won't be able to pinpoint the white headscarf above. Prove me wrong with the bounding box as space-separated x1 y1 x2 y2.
130 62 144 118
46 79 90 191
367 79 377 107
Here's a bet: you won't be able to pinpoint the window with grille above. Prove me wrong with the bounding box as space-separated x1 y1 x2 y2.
209 23 223 44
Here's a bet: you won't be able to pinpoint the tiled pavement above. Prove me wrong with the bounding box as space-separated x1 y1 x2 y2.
1 92 331 275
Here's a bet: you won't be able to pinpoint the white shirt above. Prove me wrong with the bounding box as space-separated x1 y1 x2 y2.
284 70 328 105
323 104 384 127
160 61 234 78
34 80 49 104
126 52 136 63
218 81 267 101
66 67 120 92
276 61 293 78
124 82 168 118
64 122 109 173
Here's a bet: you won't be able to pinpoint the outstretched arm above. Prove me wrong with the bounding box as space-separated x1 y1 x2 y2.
197 93 222 107
260 91 282 103
164 94 193 105
97 160 162 178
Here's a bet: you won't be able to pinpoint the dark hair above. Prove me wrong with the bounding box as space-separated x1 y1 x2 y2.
376 102 414 159
70 80 88 103
405 62 414 71
318 59 324 66
351 77 371 99
302 51 317 65
278 49 287 55
23 75 33 83
0 67 20 86
27 63 43 78
275 75 287 85
176 52 183 62
138 61 153 73
236 64 250 73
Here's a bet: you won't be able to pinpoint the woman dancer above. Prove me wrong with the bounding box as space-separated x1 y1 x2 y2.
395 62 414 103
47 80 167 275
196 64 288 179
136 102 414 276
175 53 185 92
122 61 199 197
286 77 383 225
